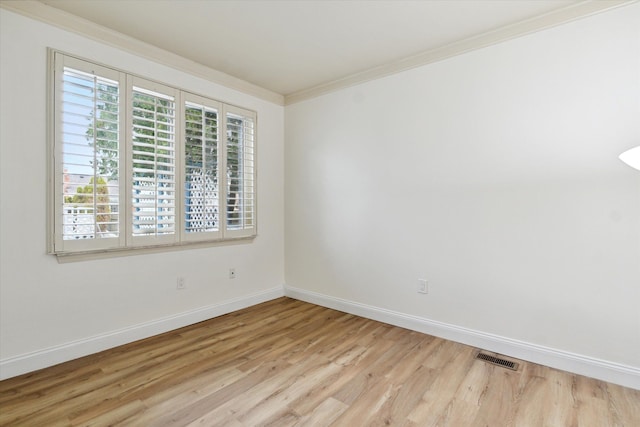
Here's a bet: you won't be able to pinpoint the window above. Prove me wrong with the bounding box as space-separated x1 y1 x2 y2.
225 107 256 236
50 52 256 255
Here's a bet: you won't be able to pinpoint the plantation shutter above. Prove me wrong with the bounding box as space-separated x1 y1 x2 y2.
224 106 256 238
54 54 125 253
129 79 178 245
51 52 258 256
183 95 222 241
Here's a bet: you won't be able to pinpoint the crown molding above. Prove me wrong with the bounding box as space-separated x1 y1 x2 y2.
284 0 637 105
0 0 285 106
1 1 635 107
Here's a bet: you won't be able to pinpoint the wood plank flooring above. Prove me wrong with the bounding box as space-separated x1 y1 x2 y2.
1 297 638 426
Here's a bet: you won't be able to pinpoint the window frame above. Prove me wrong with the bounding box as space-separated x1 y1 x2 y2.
127 77 180 248
223 105 257 239
182 93 223 243
51 54 128 254
48 50 257 258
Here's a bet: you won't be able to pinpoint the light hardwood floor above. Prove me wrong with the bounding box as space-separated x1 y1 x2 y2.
1 297 638 426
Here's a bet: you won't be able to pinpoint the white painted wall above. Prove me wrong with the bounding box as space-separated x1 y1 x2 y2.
285 2 640 371
0 10 284 377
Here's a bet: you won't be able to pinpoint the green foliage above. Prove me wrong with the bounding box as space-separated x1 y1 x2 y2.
87 86 243 228
66 177 112 232
89 86 229 182
87 84 120 180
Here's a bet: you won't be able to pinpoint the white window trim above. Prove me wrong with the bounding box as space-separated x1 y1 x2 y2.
48 50 257 259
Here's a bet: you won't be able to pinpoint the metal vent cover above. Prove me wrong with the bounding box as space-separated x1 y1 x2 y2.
476 352 519 371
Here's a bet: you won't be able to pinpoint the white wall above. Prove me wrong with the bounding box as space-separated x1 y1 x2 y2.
0 10 285 377
285 2 640 376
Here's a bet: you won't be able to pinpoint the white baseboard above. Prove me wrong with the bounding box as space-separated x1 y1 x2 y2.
4 285 638 390
0 286 284 380
284 285 640 390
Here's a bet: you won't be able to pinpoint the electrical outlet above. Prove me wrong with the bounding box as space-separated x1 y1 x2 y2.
229 268 236 279
177 277 186 290
418 279 428 294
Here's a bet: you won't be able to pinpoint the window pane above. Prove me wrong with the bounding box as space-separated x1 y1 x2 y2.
61 68 120 240
226 113 255 230
132 88 176 236
185 103 219 233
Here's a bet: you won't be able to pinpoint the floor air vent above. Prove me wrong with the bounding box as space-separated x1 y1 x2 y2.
476 352 519 371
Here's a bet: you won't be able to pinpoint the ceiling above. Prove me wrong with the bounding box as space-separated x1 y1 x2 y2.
12 1 626 102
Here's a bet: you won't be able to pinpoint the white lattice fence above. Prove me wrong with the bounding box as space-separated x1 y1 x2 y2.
186 169 218 232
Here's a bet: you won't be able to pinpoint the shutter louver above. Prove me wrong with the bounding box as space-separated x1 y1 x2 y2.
60 67 120 242
131 87 176 237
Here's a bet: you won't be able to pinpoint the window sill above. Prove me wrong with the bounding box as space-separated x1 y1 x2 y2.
53 235 256 263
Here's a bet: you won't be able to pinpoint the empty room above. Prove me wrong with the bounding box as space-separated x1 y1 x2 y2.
0 0 639 425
